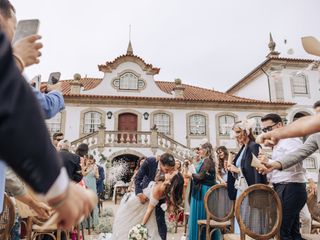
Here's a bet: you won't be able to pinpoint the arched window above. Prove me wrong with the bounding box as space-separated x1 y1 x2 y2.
46 112 61 136
218 115 235 136
189 114 206 135
84 111 102 133
153 113 170 135
249 116 262 136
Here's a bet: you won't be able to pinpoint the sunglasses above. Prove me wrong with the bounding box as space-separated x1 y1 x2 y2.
262 123 277 133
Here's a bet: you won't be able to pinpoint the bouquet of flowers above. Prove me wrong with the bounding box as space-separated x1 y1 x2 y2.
128 224 148 240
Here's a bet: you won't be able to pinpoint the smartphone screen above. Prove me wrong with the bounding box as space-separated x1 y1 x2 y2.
12 19 40 43
48 72 61 85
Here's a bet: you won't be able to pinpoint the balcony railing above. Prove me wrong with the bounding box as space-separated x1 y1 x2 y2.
71 127 191 160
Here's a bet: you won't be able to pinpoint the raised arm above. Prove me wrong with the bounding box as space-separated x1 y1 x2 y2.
192 158 213 183
257 115 320 146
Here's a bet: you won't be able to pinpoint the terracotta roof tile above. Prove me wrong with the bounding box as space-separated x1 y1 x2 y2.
60 78 294 105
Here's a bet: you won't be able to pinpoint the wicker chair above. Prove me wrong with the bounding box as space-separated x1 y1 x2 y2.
224 184 282 240
0 194 15 240
197 183 235 239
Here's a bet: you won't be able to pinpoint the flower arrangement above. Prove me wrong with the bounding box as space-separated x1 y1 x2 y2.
128 224 148 240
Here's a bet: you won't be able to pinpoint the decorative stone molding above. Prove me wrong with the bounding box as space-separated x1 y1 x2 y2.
186 111 210 147
150 110 174 139
111 69 147 92
215 112 238 145
108 149 145 162
79 108 106 138
114 109 142 131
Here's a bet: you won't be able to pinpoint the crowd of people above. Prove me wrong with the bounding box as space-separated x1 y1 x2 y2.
1 0 320 240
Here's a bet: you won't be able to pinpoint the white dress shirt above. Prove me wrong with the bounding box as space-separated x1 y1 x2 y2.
268 138 307 184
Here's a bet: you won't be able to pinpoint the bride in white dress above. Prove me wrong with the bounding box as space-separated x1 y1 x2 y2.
109 171 184 239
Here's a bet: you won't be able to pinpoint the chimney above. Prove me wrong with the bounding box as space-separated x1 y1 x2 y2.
70 73 82 94
173 78 185 98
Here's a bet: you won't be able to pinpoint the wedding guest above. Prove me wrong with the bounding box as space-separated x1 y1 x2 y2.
52 132 64 148
227 120 267 233
175 160 182 172
76 143 89 157
216 146 229 183
184 142 221 240
82 155 99 227
96 164 105 199
259 113 307 240
58 140 82 183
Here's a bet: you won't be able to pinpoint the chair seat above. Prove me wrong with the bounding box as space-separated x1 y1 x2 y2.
32 224 57 232
223 234 254 240
197 219 231 227
302 234 320 240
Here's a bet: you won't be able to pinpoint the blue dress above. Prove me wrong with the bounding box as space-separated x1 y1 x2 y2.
188 158 221 240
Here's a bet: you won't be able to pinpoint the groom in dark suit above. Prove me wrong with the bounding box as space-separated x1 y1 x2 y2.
135 153 176 240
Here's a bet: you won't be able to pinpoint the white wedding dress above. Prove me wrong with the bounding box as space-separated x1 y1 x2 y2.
108 181 161 240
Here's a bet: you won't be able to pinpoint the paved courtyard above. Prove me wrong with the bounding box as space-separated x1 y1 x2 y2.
84 199 185 239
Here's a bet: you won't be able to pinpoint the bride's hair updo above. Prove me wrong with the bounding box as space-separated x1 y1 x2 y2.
165 172 184 212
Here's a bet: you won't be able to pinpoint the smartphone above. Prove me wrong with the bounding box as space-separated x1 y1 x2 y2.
12 19 40 43
48 72 61 85
30 75 41 91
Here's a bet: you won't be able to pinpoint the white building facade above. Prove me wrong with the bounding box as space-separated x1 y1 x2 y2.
226 38 320 177
46 43 294 172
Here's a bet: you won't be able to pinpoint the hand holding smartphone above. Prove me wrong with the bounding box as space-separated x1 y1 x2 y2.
12 19 40 44
48 72 61 85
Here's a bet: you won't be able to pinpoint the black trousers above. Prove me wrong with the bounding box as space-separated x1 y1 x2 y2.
274 182 307 240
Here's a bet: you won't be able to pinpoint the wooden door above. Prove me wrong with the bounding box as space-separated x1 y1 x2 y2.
118 113 137 143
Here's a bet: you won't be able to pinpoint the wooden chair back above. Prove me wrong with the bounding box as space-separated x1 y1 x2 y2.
204 183 235 222
0 194 16 240
235 184 282 240
307 192 320 223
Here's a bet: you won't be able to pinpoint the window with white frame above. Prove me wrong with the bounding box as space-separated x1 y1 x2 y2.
46 112 61 136
291 73 308 94
303 157 317 169
218 115 235 136
249 116 263 136
189 114 206 135
84 111 102 134
153 113 170 135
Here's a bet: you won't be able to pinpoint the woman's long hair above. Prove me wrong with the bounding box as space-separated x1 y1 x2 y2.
165 172 184 213
216 146 228 175
201 142 215 168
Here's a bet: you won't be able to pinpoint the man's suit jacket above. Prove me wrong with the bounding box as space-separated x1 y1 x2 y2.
135 157 158 196
0 31 63 194
59 149 82 183
134 157 167 240
227 141 267 200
